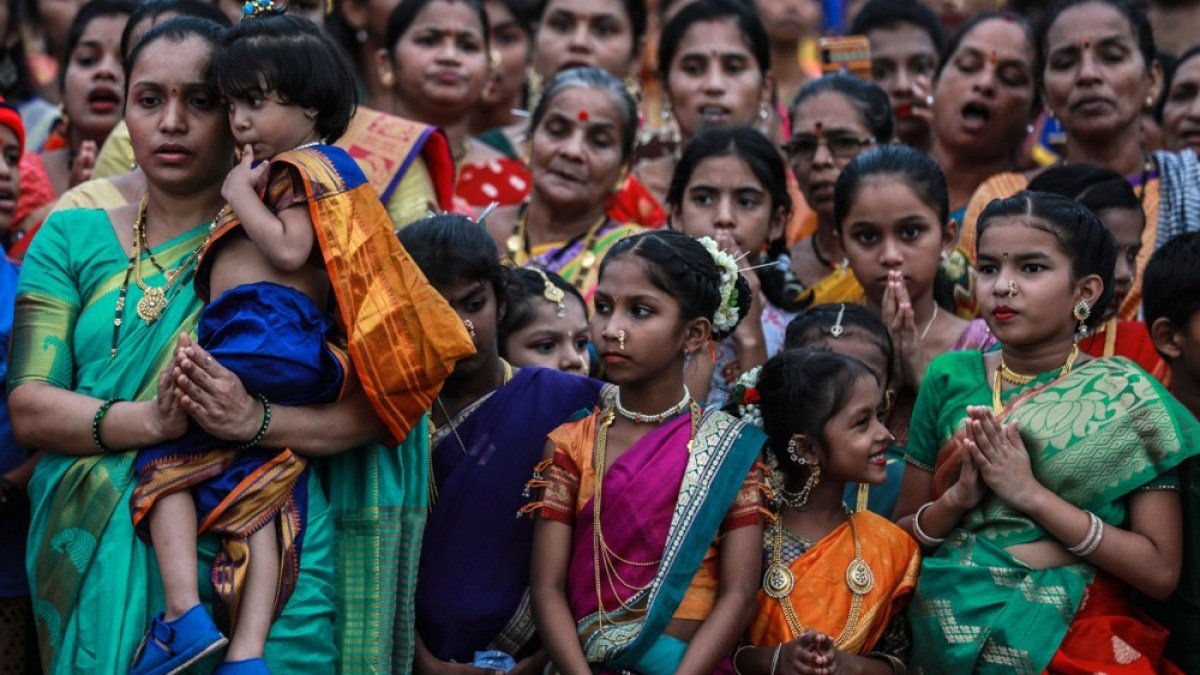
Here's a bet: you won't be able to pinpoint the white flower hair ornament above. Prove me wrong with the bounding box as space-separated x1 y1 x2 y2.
697 236 742 335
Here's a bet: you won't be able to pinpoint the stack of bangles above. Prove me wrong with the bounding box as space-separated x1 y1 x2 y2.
912 502 946 548
1067 510 1105 557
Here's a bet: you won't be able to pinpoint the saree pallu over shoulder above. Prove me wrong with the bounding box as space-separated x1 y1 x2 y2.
908 356 1200 673
338 108 456 213
748 512 920 655
572 409 765 669
202 144 475 445
798 262 865 309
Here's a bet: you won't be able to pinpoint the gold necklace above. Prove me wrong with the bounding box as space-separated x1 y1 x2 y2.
592 402 701 636
132 196 206 324
992 344 1079 414
506 205 608 291
763 506 874 648
427 359 515 507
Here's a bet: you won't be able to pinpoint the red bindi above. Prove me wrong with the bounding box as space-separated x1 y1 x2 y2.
578 110 589 122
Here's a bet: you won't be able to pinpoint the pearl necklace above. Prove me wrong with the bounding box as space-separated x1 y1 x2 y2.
614 386 693 424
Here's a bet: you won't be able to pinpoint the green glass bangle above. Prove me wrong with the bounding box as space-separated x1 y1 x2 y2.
239 394 271 449
92 398 123 454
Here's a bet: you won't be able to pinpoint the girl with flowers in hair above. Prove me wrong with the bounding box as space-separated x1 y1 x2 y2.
528 230 767 674
733 348 919 675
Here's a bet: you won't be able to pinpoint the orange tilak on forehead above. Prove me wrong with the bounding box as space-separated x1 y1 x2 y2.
988 50 998 65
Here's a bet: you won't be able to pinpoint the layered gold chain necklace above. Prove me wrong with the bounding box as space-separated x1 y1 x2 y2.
763 506 875 647
506 204 608 291
592 401 701 635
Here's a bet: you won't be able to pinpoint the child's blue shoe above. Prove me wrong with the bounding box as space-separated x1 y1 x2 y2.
213 658 271 674
128 605 228 675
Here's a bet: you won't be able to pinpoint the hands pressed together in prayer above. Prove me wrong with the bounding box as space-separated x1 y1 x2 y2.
156 333 263 445
881 270 930 391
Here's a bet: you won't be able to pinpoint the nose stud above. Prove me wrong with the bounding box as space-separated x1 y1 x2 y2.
464 318 476 339
618 330 626 351
1008 281 1018 298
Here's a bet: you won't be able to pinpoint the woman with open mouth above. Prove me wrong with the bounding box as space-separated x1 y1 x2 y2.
960 0 1200 321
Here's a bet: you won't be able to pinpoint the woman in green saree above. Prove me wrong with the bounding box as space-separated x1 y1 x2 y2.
9 20 403 673
894 190 1198 673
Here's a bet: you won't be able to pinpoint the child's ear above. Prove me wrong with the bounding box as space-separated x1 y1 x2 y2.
680 316 712 357
1074 273 1104 312
1149 316 1183 360
375 49 396 88
942 217 959 254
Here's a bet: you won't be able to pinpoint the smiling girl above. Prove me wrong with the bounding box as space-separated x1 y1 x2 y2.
736 349 919 675
896 190 1198 672
530 230 764 674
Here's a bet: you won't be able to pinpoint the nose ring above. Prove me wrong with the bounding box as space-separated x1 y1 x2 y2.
1007 281 1018 298
464 318 476 339
618 330 626 351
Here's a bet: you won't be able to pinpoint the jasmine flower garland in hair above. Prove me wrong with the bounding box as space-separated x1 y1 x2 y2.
731 366 763 428
697 236 741 334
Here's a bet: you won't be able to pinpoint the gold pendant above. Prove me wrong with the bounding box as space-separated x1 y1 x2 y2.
845 559 875 596
763 561 795 599
137 287 167 323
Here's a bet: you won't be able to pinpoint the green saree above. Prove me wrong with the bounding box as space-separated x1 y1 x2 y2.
13 210 337 673
902 350 1200 673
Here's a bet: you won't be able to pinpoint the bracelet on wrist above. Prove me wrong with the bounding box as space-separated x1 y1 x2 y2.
239 394 271 450
1067 510 1105 557
92 398 123 454
913 501 947 548
732 645 752 675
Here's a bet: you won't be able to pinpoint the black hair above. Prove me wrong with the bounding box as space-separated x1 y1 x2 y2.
658 0 769 83
398 214 510 310
1142 231 1200 332
789 73 896 144
62 0 138 86
1 0 35 102
849 0 947 59
784 303 895 384
120 0 230 58
498 267 586 347
124 16 225 85
387 0 490 56
1036 0 1156 87
976 190 1116 328
536 0 647 49
600 229 753 341
528 67 639 162
214 14 358 143
666 127 804 313
757 348 876 484
833 144 948 231
493 0 539 36
1027 163 1141 217
1158 44 1200 123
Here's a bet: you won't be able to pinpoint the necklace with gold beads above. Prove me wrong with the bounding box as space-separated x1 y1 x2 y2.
991 344 1079 414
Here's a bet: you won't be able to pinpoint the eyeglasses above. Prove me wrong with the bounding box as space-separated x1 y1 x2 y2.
782 134 876 161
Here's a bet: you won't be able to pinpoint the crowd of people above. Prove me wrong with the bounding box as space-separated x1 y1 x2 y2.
0 0 1198 670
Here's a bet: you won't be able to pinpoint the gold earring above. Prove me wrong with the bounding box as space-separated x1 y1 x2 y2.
1073 300 1091 338
791 464 820 510
618 330 626 351
379 67 395 88
464 318 476 339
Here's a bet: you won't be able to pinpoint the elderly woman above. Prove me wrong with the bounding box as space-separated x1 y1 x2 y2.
486 67 643 298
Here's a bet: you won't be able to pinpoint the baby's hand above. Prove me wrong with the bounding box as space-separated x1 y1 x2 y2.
221 144 268 204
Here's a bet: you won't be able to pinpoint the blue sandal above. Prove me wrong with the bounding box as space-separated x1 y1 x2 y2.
214 658 270 674
128 605 228 675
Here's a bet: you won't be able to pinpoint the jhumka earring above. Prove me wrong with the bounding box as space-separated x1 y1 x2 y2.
464 318 476 339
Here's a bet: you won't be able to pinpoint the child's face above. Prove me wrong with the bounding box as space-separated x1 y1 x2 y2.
1096 206 1145 319
839 175 954 310
431 276 502 382
504 295 590 376
0 126 21 232
820 374 891 485
591 256 708 385
383 0 490 120
227 89 320 160
976 219 1101 348
673 154 784 263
